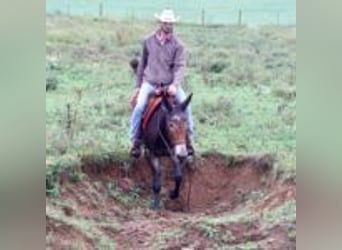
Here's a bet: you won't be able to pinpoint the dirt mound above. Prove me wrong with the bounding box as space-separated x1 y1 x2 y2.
46 152 296 249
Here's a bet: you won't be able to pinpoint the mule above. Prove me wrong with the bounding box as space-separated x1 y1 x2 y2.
141 89 193 210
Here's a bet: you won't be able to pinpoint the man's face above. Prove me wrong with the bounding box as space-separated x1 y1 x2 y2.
160 21 173 34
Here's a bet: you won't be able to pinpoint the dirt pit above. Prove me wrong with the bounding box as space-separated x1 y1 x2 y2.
46 152 296 249
79 152 275 212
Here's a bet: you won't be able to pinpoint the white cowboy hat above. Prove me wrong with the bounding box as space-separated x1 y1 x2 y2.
154 9 180 23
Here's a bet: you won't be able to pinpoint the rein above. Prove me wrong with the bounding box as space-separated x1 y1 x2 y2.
157 107 180 165
158 127 177 160
153 87 186 167
157 98 187 167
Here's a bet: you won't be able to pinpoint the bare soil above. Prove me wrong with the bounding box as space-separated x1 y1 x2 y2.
46 153 296 249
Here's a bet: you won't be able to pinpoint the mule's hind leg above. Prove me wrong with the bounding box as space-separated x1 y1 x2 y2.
147 154 162 210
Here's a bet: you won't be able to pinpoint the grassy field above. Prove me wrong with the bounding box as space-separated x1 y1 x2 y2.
46 14 296 248
46 15 296 172
46 0 296 25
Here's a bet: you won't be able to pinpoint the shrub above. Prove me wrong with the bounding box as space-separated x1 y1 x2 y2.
46 77 58 91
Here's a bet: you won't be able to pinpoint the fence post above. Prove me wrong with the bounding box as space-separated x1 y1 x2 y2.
238 9 242 26
277 12 280 25
99 1 103 17
131 10 135 25
66 0 70 16
201 9 205 26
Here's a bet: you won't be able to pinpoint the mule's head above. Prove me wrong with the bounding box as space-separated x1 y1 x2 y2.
163 93 192 160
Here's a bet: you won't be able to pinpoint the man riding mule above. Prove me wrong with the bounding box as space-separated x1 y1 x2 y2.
129 8 195 158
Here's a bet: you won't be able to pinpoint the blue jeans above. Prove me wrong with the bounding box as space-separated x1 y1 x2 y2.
130 82 194 142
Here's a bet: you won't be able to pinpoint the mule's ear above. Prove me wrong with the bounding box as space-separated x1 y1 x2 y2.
162 96 173 112
180 93 193 111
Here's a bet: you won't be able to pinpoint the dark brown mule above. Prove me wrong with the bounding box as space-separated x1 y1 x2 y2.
141 89 193 210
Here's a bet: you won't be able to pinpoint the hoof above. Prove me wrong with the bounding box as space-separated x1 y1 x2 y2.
169 190 179 200
151 198 160 210
152 205 160 211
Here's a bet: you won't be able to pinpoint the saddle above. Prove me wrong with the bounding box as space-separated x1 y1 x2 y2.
142 96 163 131
142 94 175 131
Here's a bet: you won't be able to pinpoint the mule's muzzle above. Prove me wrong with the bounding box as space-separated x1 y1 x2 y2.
174 144 188 160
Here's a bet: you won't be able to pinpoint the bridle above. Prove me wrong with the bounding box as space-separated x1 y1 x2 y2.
155 86 187 167
157 114 187 168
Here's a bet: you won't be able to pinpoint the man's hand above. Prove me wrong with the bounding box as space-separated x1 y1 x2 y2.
155 88 162 96
167 84 177 96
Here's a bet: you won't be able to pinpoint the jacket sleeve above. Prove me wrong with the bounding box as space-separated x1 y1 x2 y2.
172 42 186 87
136 40 148 88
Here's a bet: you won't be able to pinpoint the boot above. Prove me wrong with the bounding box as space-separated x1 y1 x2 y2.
186 135 195 156
130 126 143 158
130 139 141 158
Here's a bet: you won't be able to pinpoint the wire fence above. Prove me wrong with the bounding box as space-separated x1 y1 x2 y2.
46 0 296 26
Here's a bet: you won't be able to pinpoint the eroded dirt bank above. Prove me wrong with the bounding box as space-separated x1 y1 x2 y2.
46 153 296 249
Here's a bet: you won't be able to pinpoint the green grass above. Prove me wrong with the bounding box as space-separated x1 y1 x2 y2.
46 15 295 179
46 16 296 246
46 18 296 246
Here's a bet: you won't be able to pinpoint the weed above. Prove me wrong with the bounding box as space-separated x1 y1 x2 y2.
262 199 296 226
107 181 141 206
94 236 116 249
195 221 220 239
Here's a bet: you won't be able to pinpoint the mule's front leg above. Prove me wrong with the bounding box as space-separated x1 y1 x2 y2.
150 156 162 210
170 159 183 200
